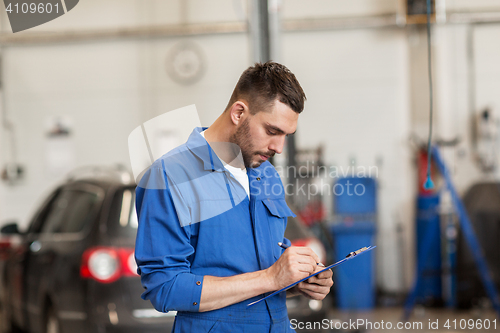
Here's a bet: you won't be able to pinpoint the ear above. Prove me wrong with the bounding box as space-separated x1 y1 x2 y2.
229 101 249 126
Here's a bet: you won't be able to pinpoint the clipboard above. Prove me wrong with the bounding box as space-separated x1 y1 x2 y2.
247 245 376 307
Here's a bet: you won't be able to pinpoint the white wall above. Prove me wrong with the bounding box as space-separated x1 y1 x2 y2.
411 22 500 193
0 0 248 32
448 0 500 12
1 0 500 295
282 27 413 292
282 0 397 19
1 41 143 222
0 0 250 228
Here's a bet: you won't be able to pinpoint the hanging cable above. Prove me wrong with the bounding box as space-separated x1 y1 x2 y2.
424 0 435 190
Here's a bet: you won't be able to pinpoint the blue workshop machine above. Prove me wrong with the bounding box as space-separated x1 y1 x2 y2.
330 177 377 310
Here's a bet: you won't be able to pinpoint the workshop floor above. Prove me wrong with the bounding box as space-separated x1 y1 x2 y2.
326 307 498 332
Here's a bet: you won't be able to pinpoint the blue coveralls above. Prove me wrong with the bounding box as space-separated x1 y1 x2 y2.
135 127 297 332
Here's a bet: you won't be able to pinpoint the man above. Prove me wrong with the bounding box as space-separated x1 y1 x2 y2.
135 61 333 332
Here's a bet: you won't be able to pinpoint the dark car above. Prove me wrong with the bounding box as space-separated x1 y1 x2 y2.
0 166 175 333
0 166 332 333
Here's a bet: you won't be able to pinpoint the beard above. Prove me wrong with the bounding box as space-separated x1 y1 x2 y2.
229 117 274 168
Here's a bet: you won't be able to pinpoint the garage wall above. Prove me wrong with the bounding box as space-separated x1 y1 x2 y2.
282 27 413 292
1 0 500 295
410 22 500 193
448 0 500 12
0 41 143 222
0 0 247 31
282 0 398 19
0 0 250 227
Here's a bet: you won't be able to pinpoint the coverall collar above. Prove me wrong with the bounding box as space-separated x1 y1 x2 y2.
186 127 226 172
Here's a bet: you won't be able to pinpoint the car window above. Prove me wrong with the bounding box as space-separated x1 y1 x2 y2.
41 190 72 234
41 189 99 234
27 189 61 234
107 187 138 238
63 191 99 233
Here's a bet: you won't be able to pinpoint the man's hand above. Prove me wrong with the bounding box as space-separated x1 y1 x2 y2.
266 246 320 291
198 246 333 312
293 264 333 300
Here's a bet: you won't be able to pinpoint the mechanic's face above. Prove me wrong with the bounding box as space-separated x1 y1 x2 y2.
230 100 298 168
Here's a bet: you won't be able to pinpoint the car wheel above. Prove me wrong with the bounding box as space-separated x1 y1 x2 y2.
0 302 8 333
45 307 60 333
0 312 24 333
0 289 24 333
0 305 10 333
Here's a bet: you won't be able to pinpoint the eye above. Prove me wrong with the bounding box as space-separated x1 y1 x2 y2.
267 129 276 136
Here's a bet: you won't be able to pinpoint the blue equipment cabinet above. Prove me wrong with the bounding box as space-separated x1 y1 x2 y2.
331 177 377 310
331 222 376 310
416 194 442 304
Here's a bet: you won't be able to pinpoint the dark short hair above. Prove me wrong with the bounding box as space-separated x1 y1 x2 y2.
225 61 306 115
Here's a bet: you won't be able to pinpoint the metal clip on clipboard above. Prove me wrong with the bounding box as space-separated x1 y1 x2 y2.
247 245 376 307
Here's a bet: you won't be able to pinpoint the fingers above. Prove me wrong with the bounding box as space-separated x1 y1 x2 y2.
295 263 316 275
286 252 331 280
282 250 318 273
296 281 331 300
301 289 327 300
306 274 334 287
296 272 334 300
272 246 328 289
294 253 318 268
315 268 333 279
289 246 320 263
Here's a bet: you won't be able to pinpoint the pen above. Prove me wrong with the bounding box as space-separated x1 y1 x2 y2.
277 242 324 266
277 242 289 249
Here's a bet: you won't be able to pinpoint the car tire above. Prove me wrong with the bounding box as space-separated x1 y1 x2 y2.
0 310 24 333
44 306 60 333
0 289 24 333
0 304 10 333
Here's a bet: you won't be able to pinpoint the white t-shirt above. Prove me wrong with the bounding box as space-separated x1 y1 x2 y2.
200 130 250 197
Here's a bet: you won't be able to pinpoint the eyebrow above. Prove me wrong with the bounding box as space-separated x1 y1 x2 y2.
266 124 296 136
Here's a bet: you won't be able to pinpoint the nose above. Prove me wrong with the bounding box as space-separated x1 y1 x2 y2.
268 135 286 155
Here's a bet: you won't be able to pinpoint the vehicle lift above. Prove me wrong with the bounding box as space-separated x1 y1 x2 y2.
404 146 500 320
